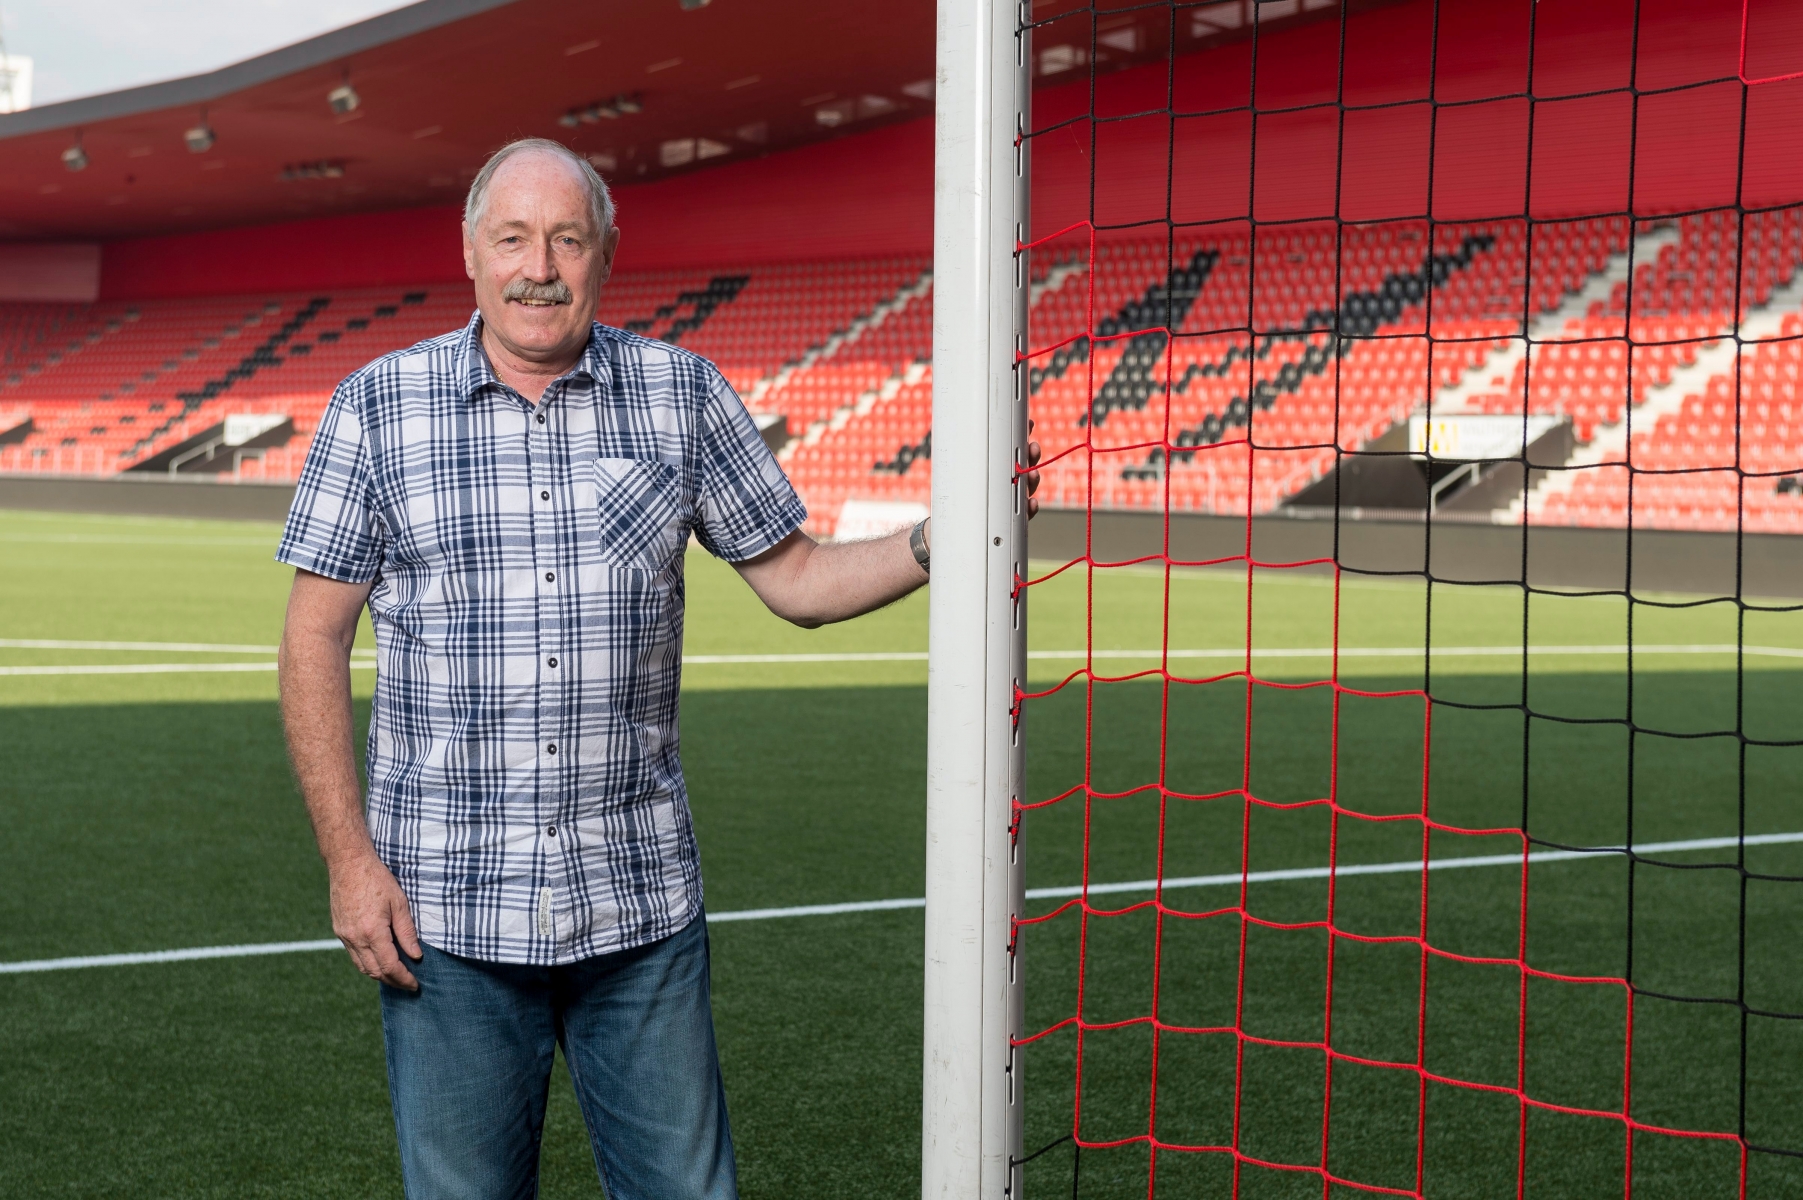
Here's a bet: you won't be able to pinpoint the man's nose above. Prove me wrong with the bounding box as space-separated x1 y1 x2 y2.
522 239 557 281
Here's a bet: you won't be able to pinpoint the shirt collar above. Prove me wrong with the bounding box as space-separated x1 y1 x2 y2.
459 310 608 404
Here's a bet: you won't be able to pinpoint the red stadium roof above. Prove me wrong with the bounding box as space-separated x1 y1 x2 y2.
0 0 935 241
0 0 1366 245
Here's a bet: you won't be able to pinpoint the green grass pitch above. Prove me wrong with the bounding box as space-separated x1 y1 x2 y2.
3 506 1802 1197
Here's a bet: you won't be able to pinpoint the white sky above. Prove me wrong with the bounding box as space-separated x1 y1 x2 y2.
0 0 419 107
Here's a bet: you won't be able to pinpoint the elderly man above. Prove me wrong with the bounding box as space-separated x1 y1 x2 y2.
277 137 1036 1198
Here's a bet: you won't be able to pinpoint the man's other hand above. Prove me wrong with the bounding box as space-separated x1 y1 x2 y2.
1025 418 1043 517
330 851 424 991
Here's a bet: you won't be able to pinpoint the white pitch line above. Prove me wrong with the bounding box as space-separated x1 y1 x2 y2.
0 639 287 653
706 896 930 922
1048 830 1803 900
685 645 1803 665
5 644 1802 678
0 534 278 546
0 639 377 656
0 662 287 677
0 662 377 677
6 831 1799 976
1040 644 1803 661
0 939 344 974
683 651 929 664
676 644 1803 665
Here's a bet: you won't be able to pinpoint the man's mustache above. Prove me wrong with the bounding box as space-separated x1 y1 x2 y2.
502 278 572 304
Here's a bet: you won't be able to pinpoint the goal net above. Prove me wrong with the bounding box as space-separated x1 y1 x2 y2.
929 0 1803 1197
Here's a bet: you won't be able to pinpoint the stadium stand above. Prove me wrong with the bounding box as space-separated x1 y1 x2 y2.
1030 211 1803 533
5 207 1803 537
0 287 470 480
0 254 940 535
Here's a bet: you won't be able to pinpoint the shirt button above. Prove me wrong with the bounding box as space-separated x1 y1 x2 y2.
547 824 557 837
547 656 558 667
547 743 556 754
540 490 550 501
536 413 546 424
545 571 555 582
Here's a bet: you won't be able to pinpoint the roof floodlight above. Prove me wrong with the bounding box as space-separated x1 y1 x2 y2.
61 141 88 171
328 71 360 115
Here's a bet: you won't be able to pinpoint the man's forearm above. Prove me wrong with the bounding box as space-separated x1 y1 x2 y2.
278 633 373 865
279 571 422 988
744 525 927 628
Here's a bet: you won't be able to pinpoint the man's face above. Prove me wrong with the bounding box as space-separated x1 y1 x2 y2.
462 151 620 367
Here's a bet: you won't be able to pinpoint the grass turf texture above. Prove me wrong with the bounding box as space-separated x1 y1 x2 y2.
2 507 1801 1197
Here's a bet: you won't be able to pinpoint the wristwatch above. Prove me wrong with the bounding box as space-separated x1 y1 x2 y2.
909 518 930 574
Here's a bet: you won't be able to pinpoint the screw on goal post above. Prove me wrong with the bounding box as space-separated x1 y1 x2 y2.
922 0 1029 1197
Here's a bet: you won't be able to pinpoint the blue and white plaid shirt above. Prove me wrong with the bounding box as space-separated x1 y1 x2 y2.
277 313 806 965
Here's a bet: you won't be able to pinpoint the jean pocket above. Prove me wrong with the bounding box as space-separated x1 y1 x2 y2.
594 457 686 572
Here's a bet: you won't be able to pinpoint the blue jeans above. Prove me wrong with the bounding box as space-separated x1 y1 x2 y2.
379 914 736 1200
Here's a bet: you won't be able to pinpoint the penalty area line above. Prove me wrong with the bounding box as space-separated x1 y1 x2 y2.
5 831 1799 976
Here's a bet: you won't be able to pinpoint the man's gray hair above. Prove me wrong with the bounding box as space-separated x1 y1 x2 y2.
464 138 615 236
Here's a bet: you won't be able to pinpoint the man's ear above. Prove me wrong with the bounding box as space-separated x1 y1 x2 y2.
461 220 477 281
597 225 622 286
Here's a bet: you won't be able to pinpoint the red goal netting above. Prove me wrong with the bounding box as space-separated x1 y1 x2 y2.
1011 1 1803 1195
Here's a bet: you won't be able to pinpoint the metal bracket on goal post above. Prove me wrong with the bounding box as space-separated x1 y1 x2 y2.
923 0 1027 1198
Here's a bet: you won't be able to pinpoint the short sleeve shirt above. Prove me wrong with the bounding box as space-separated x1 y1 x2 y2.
276 313 807 964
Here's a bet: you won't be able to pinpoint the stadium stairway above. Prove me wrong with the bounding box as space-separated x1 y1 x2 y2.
1517 264 1803 534
1457 215 1803 433
678 258 928 398
1436 222 1681 438
1436 209 1803 534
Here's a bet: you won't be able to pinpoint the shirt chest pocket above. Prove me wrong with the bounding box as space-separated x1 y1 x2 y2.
593 457 688 573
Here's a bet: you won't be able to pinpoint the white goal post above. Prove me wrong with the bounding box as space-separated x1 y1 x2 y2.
922 0 1029 1197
